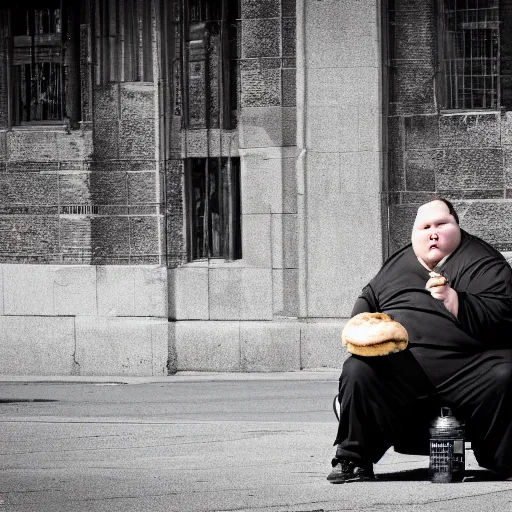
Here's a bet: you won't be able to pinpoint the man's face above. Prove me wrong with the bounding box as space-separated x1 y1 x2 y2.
411 200 461 269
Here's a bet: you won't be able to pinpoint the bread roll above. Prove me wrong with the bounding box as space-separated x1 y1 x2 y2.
427 271 447 288
342 312 408 357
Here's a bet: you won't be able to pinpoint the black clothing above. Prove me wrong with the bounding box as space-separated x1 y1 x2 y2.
334 230 512 473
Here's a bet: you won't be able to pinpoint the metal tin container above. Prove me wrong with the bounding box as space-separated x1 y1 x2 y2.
429 407 465 483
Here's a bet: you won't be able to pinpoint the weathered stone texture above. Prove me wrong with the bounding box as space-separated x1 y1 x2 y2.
392 8 434 62
440 149 503 190
389 63 436 116
0 216 59 263
90 172 128 206
388 204 417 253
120 118 156 158
282 68 296 107
240 59 281 108
242 19 281 59
405 150 441 191
0 173 58 205
0 131 6 162
439 115 501 148
91 217 130 263
8 131 58 161
128 172 157 206
120 84 155 120
93 85 120 160
166 159 186 268
501 112 512 145
505 147 512 189
404 116 439 149
60 218 93 263
388 150 405 191
241 0 280 19
130 217 160 256
400 191 437 204
80 24 92 122
458 202 512 251
0 35 7 129
59 173 91 204
282 0 295 16
282 18 295 57
93 120 120 160
437 189 504 200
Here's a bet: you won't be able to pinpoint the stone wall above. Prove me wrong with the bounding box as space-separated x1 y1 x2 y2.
0 2 164 265
0 1 169 377
0 265 168 376
387 0 512 253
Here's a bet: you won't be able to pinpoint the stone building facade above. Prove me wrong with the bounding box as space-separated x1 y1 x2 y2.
0 0 508 376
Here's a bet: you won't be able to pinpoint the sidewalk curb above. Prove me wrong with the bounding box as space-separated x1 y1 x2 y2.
0 370 341 385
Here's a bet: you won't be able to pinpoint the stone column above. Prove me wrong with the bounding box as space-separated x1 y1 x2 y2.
301 0 384 319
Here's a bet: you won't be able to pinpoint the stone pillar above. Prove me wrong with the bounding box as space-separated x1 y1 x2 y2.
301 0 384 318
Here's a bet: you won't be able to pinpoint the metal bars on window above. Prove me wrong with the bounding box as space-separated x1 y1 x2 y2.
184 0 238 129
186 157 241 261
440 0 500 110
94 0 153 84
10 2 64 123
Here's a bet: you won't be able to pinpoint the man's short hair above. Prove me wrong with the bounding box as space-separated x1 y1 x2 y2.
430 197 459 225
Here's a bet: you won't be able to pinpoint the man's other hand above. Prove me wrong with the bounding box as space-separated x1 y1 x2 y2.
426 278 459 318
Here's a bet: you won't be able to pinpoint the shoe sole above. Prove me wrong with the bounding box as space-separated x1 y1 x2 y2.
327 476 376 484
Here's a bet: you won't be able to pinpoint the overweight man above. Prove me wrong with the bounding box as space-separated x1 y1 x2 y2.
328 198 512 483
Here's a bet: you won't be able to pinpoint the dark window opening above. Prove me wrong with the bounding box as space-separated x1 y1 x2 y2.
440 0 499 110
184 0 239 129
95 0 153 84
11 2 64 123
186 157 241 261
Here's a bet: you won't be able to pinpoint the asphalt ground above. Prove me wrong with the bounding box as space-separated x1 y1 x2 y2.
0 372 511 512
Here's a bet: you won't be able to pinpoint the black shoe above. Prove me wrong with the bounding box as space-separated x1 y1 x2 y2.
327 459 376 484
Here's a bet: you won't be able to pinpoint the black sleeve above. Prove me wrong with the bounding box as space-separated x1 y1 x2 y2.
350 284 379 316
456 258 512 342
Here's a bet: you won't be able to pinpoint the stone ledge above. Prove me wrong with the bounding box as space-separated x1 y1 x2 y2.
173 320 349 372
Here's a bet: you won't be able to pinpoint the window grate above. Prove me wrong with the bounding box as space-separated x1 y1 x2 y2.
186 157 241 261
184 0 239 129
440 0 499 110
11 4 64 123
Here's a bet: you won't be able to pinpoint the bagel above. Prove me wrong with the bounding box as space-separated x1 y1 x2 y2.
342 312 408 357
427 271 447 288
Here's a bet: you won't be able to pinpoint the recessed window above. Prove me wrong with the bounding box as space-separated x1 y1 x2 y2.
439 0 499 110
10 2 64 123
185 157 241 261
95 0 153 84
184 0 239 129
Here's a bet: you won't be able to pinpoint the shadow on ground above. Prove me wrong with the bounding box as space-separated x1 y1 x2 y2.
377 468 504 482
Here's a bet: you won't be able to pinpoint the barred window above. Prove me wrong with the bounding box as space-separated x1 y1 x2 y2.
3 1 80 126
10 2 64 123
440 0 500 110
95 0 153 84
185 157 241 261
184 0 239 129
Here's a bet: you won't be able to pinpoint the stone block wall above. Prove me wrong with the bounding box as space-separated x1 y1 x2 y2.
0 2 163 266
168 0 385 372
0 265 168 376
387 0 512 253
168 0 333 372
0 128 93 263
91 82 163 264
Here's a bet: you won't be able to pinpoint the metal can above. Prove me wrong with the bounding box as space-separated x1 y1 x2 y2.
429 407 465 483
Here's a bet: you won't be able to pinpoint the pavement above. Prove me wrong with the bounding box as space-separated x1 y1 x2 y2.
0 371 511 512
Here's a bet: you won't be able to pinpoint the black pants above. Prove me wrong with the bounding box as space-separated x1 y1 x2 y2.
334 348 512 473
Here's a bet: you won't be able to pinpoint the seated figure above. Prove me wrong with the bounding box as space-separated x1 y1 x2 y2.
328 198 512 483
